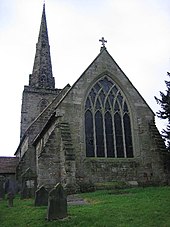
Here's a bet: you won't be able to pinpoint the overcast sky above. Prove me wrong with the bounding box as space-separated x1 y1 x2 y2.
0 0 170 156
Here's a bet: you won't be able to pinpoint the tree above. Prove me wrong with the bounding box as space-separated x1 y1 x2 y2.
155 72 170 151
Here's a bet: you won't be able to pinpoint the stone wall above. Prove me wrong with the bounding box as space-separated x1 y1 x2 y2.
16 85 70 178
35 119 78 193
16 146 36 183
81 158 139 183
20 86 60 139
17 48 168 191
45 48 167 187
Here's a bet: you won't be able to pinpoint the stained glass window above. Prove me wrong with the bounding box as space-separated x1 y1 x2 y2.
95 111 105 157
114 101 120 111
99 90 105 105
114 113 124 158
105 100 111 111
89 88 96 104
85 75 133 158
85 110 94 157
96 99 101 109
85 97 91 110
105 112 114 157
123 114 133 157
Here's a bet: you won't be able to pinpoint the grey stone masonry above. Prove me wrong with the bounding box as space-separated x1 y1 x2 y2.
20 86 60 139
20 3 58 140
16 85 70 184
20 168 37 199
59 122 78 194
59 122 75 161
29 4 55 89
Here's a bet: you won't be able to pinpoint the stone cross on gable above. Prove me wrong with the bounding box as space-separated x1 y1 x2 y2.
99 37 107 47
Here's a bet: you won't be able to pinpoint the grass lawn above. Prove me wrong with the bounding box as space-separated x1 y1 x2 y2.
0 186 170 227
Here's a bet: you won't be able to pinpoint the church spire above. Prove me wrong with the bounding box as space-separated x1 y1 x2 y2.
29 3 55 89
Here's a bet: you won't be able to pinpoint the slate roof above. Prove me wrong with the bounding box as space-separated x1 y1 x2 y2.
0 157 19 174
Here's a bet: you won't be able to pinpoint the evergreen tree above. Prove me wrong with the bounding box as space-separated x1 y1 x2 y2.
155 72 170 151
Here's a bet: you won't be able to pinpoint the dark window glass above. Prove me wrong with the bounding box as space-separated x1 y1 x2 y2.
105 100 111 111
117 92 123 107
89 88 96 104
114 101 120 111
108 80 114 88
99 90 105 105
85 75 133 159
96 98 101 109
114 113 124 157
112 85 118 95
100 78 110 93
94 83 101 92
123 114 133 157
85 97 91 110
95 111 105 157
105 112 115 157
85 110 94 157
109 93 114 106
123 102 128 112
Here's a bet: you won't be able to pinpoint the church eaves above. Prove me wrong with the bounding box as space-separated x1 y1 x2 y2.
29 3 55 89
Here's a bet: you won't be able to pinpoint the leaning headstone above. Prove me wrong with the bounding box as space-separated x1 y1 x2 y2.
7 192 15 207
35 186 48 206
47 183 67 220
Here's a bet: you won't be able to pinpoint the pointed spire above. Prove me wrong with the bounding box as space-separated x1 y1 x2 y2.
38 3 49 45
29 3 55 89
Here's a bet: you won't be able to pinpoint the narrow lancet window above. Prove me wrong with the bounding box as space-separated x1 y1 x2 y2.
114 112 124 157
105 112 114 157
123 113 133 157
85 110 94 157
95 111 105 157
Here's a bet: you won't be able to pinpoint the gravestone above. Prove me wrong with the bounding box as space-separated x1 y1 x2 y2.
0 176 5 199
35 186 48 206
47 183 67 220
21 168 37 199
7 192 15 207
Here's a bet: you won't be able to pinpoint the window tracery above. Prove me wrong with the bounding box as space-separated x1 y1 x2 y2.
85 76 133 158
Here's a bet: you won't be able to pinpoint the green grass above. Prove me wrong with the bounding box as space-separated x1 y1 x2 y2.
0 187 170 227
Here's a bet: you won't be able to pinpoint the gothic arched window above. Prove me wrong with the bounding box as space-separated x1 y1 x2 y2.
85 76 133 158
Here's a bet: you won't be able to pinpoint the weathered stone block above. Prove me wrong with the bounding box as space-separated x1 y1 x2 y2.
35 185 48 206
47 183 67 220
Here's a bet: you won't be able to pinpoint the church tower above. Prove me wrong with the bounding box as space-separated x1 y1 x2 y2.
15 4 168 192
20 4 60 139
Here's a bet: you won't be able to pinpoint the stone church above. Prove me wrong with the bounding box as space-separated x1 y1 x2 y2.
15 4 168 193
